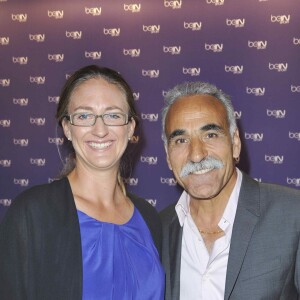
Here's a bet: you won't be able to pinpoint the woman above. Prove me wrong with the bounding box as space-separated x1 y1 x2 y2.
0 65 165 299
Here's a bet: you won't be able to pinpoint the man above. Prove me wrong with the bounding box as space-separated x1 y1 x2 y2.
160 81 300 299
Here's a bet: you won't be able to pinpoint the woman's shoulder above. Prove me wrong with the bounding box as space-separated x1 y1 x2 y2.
10 177 70 212
15 177 68 200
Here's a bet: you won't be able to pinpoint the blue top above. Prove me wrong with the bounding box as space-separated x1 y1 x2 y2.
77 207 165 300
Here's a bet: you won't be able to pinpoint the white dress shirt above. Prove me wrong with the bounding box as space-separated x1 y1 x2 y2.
175 169 242 300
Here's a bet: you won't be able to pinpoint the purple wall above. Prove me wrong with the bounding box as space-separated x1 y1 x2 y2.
0 0 300 220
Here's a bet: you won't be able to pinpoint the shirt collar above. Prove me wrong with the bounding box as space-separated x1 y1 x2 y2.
175 168 243 227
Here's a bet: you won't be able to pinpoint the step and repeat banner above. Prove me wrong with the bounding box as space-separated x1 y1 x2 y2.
0 0 299 220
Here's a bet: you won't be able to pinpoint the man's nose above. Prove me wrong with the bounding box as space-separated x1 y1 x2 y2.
188 137 208 163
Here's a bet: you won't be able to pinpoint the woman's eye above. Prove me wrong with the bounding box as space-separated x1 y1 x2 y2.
106 113 121 119
77 113 92 120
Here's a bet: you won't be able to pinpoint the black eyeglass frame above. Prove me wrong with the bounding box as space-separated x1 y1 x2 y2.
64 112 130 127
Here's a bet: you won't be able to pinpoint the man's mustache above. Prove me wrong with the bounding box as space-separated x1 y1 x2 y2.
180 157 224 177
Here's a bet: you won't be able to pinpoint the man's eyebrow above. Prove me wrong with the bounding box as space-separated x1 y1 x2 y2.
200 124 223 131
168 129 186 141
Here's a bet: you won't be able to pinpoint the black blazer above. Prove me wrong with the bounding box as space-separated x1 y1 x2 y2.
160 173 300 300
0 177 162 300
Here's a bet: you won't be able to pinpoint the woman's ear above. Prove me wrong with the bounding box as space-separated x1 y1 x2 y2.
128 117 136 140
62 118 72 141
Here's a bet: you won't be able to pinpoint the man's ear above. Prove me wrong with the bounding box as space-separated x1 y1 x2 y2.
164 143 172 170
232 128 241 161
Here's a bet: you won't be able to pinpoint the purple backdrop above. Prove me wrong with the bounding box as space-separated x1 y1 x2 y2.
0 0 300 220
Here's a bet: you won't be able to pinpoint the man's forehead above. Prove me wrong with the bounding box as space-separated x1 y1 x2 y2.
167 94 226 121
172 94 222 108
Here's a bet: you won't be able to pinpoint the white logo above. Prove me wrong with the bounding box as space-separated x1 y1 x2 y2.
142 25 160 34
66 31 82 39
246 87 265 96
0 37 9 45
225 65 243 74
234 111 242 119
0 79 10 87
164 0 182 9
289 132 300 141
85 7 102 16
12 14 27 22
13 98 29 106
0 120 11 127
265 155 284 164
287 177 300 187
13 139 29 147
184 22 202 30
123 49 141 57
254 178 262 182
163 46 181 55
123 177 138 186
48 137 64 145
29 34 45 42
133 92 140 100
248 40 267 49
48 10 64 19
146 199 157 207
30 76 45 84
140 156 158 165
293 38 300 45
85 51 102 59
205 43 223 52
226 18 245 28
266 109 286 118
30 158 46 167
271 15 290 24
129 135 140 144
0 199 12 207
141 113 159 122
244 133 263 142
183 67 200 76
269 63 288 72
124 4 141 12
48 96 60 103
291 85 300 93
0 160 11 167
30 117 46 126
142 69 159 78
103 28 120 37
14 178 29 187
12 56 28 65
160 177 177 186
206 0 224 5
48 54 64 62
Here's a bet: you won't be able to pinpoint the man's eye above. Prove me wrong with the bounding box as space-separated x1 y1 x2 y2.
175 138 187 144
206 132 218 139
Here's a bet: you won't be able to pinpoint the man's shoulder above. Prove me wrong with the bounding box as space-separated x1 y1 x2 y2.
159 203 177 222
259 181 300 202
242 172 300 206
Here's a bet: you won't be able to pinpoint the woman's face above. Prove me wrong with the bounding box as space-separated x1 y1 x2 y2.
62 77 135 173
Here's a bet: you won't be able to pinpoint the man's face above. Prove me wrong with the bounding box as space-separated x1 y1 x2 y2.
164 94 241 201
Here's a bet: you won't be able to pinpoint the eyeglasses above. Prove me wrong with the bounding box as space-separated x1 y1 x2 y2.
65 112 130 127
